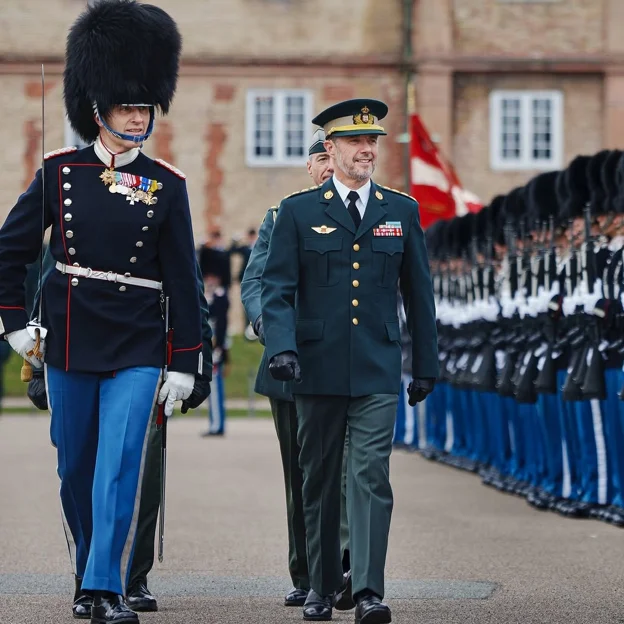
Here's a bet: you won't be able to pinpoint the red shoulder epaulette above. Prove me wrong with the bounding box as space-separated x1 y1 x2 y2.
155 158 186 180
44 146 78 161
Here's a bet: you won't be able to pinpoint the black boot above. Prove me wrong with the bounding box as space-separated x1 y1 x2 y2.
354 591 391 624
90 592 138 624
284 587 309 607
126 578 158 612
72 576 92 620
302 590 333 621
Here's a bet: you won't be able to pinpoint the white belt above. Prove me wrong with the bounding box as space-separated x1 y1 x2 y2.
56 262 162 291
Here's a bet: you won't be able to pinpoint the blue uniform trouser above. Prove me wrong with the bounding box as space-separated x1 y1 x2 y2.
425 382 447 451
484 392 509 473
394 374 417 447
535 393 564 497
208 364 226 434
602 367 624 508
557 370 583 501
46 365 160 595
574 398 608 505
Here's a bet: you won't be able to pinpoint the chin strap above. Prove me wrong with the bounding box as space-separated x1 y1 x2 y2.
93 103 155 144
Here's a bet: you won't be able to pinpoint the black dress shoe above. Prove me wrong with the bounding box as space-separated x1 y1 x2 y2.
334 570 355 611
354 592 391 624
72 576 92 620
126 579 158 612
284 587 308 607
91 592 139 624
303 590 333 621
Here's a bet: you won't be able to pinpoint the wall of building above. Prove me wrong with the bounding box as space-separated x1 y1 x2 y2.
452 72 604 204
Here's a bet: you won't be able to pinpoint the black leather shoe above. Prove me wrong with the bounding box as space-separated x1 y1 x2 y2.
91 592 139 624
303 590 333 621
355 592 391 624
72 576 92 620
284 587 308 607
126 579 158 612
334 570 355 611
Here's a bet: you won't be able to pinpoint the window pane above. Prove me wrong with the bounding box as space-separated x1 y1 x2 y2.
253 96 274 157
284 95 305 159
500 98 521 161
532 98 552 160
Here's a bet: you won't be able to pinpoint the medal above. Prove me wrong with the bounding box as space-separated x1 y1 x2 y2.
100 168 162 205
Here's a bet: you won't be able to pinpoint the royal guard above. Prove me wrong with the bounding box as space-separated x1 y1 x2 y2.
0 1 202 622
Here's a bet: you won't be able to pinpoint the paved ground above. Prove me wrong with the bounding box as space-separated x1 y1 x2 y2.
1 415 624 624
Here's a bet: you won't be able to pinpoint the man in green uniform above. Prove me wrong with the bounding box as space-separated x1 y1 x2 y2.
261 99 438 623
241 130 352 608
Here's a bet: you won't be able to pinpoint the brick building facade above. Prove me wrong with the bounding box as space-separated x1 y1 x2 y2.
0 0 622 329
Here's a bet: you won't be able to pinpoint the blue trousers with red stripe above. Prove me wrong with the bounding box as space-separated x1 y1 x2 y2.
47 365 159 595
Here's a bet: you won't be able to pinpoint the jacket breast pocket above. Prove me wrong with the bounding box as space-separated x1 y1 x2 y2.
304 237 343 286
372 238 404 287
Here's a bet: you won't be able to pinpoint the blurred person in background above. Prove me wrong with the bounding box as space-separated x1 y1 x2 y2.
201 268 230 437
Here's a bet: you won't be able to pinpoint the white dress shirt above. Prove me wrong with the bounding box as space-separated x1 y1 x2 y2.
332 175 371 220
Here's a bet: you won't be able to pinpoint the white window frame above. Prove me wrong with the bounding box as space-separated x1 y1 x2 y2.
489 90 563 171
246 89 313 167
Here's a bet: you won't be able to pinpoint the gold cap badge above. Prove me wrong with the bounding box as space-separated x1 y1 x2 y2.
353 106 372 125
324 190 334 200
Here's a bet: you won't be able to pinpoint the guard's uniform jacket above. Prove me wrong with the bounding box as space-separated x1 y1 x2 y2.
0 141 202 374
261 178 439 397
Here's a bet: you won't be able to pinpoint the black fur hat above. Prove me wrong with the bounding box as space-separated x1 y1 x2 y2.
585 150 610 216
558 155 591 222
526 171 560 226
600 149 622 214
64 0 182 143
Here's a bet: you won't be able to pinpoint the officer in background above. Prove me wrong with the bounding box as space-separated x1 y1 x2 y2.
242 130 353 608
202 267 230 437
0 3 202 622
261 99 438 623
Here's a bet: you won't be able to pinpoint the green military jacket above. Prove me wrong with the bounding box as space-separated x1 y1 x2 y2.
261 178 439 397
241 206 293 402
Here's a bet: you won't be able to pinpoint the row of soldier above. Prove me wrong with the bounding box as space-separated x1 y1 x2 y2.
395 149 624 527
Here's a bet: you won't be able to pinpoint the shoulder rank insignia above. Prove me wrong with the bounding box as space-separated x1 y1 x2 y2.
155 158 186 179
311 225 337 234
379 184 417 202
284 185 319 200
44 146 78 161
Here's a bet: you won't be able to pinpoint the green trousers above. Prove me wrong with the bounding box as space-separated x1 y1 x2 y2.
128 406 162 587
295 394 397 599
270 398 350 590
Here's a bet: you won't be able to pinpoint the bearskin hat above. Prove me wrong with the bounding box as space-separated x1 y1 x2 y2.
600 150 622 214
558 155 591 222
64 0 182 143
526 171 560 226
585 150 610 216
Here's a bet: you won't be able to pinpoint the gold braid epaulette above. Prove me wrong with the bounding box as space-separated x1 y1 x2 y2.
379 184 418 203
283 185 320 200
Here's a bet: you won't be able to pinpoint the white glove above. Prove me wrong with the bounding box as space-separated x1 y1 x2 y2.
157 371 195 417
6 328 44 368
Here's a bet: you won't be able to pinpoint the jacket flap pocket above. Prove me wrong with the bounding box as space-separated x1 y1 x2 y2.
385 321 401 343
372 238 404 255
296 319 325 343
304 237 343 254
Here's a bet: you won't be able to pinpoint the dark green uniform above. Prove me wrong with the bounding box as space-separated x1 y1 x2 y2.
242 206 350 591
261 178 438 598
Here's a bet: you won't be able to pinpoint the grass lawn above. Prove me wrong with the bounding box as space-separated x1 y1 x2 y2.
2 334 264 401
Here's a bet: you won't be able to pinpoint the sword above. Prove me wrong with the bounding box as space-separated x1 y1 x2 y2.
21 64 47 383
157 296 172 562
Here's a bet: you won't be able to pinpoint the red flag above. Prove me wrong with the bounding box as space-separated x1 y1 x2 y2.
409 115 482 228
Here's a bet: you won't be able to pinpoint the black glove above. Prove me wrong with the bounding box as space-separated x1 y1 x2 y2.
269 351 301 382
181 374 212 414
407 378 436 406
27 368 48 411
254 316 265 346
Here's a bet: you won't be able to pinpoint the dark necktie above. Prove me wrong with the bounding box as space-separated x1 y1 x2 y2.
347 190 361 228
